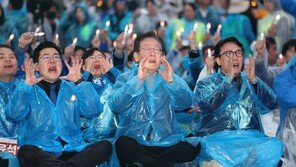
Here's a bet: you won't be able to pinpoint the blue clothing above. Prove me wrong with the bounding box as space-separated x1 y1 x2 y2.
5 80 102 155
198 130 283 167
108 66 194 146
5 9 28 38
65 4 98 48
193 70 277 136
221 14 255 56
0 19 19 50
0 79 20 139
81 68 121 142
102 11 133 41
273 62 296 134
195 5 221 35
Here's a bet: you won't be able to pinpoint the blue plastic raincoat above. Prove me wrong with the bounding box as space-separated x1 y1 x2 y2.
108 66 194 147
274 61 296 165
81 68 120 142
5 80 102 155
193 70 277 136
0 79 20 139
193 70 282 166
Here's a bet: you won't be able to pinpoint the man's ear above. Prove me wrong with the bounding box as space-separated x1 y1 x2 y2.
35 63 39 72
216 57 221 66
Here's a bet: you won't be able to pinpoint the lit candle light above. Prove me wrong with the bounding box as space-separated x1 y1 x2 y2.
193 22 198 31
55 34 59 40
132 33 137 40
198 42 203 51
9 34 14 41
105 20 110 30
260 33 264 41
160 21 165 28
95 29 100 37
206 23 211 33
34 32 45 37
207 48 212 57
35 26 41 33
274 14 281 24
113 41 117 48
72 37 77 46
216 24 222 34
122 25 129 45
279 54 283 59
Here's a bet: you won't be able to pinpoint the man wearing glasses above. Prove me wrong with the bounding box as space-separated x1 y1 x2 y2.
5 41 112 167
193 37 283 166
109 31 200 166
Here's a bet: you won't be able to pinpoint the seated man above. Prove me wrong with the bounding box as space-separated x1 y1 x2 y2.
109 31 200 167
0 44 21 167
5 41 112 167
193 37 282 166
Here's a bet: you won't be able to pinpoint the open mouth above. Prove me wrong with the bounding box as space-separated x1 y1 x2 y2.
148 59 156 64
48 66 57 72
4 64 13 69
94 65 101 69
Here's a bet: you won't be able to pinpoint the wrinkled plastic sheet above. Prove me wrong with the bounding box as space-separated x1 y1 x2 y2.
197 130 283 167
279 108 296 167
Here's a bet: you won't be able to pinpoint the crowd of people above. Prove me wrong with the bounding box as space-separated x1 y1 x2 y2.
0 0 296 166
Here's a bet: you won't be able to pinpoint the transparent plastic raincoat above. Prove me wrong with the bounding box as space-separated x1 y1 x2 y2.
193 70 278 136
108 67 194 147
193 70 283 166
81 69 120 142
5 80 102 155
0 79 20 139
274 62 296 166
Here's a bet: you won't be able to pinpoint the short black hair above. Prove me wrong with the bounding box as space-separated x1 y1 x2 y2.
134 31 166 55
9 0 24 10
282 39 296 56
0 44 16 59
32 41 62 63
74 45 86 53
81 48 106 61
0 5 5 25
214 36 244 58
265 36 276 50
145 0 156 6
213 37 244 71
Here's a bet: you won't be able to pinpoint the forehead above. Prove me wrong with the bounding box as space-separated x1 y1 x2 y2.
40 48 59 55
220 42 241 52
140 37 161 48
0 47 15 55
92 50 103 56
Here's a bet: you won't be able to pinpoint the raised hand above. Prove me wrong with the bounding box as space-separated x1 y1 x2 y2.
18 32 36 49
244 56 256 83
255 37 266 58
205 56 214 75
60 56 82 82
188 30 197 50
115 33 125 55
63 45 75 62
158 56 173 83
99 57 113 75
138 56 148 81
268 24 277 38
24 58 44 85
84 59 95 73
91 34 101 48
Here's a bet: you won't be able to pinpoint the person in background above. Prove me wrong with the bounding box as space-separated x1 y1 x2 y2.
109 31 200 166
5 41 112 167
221 0 255 56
